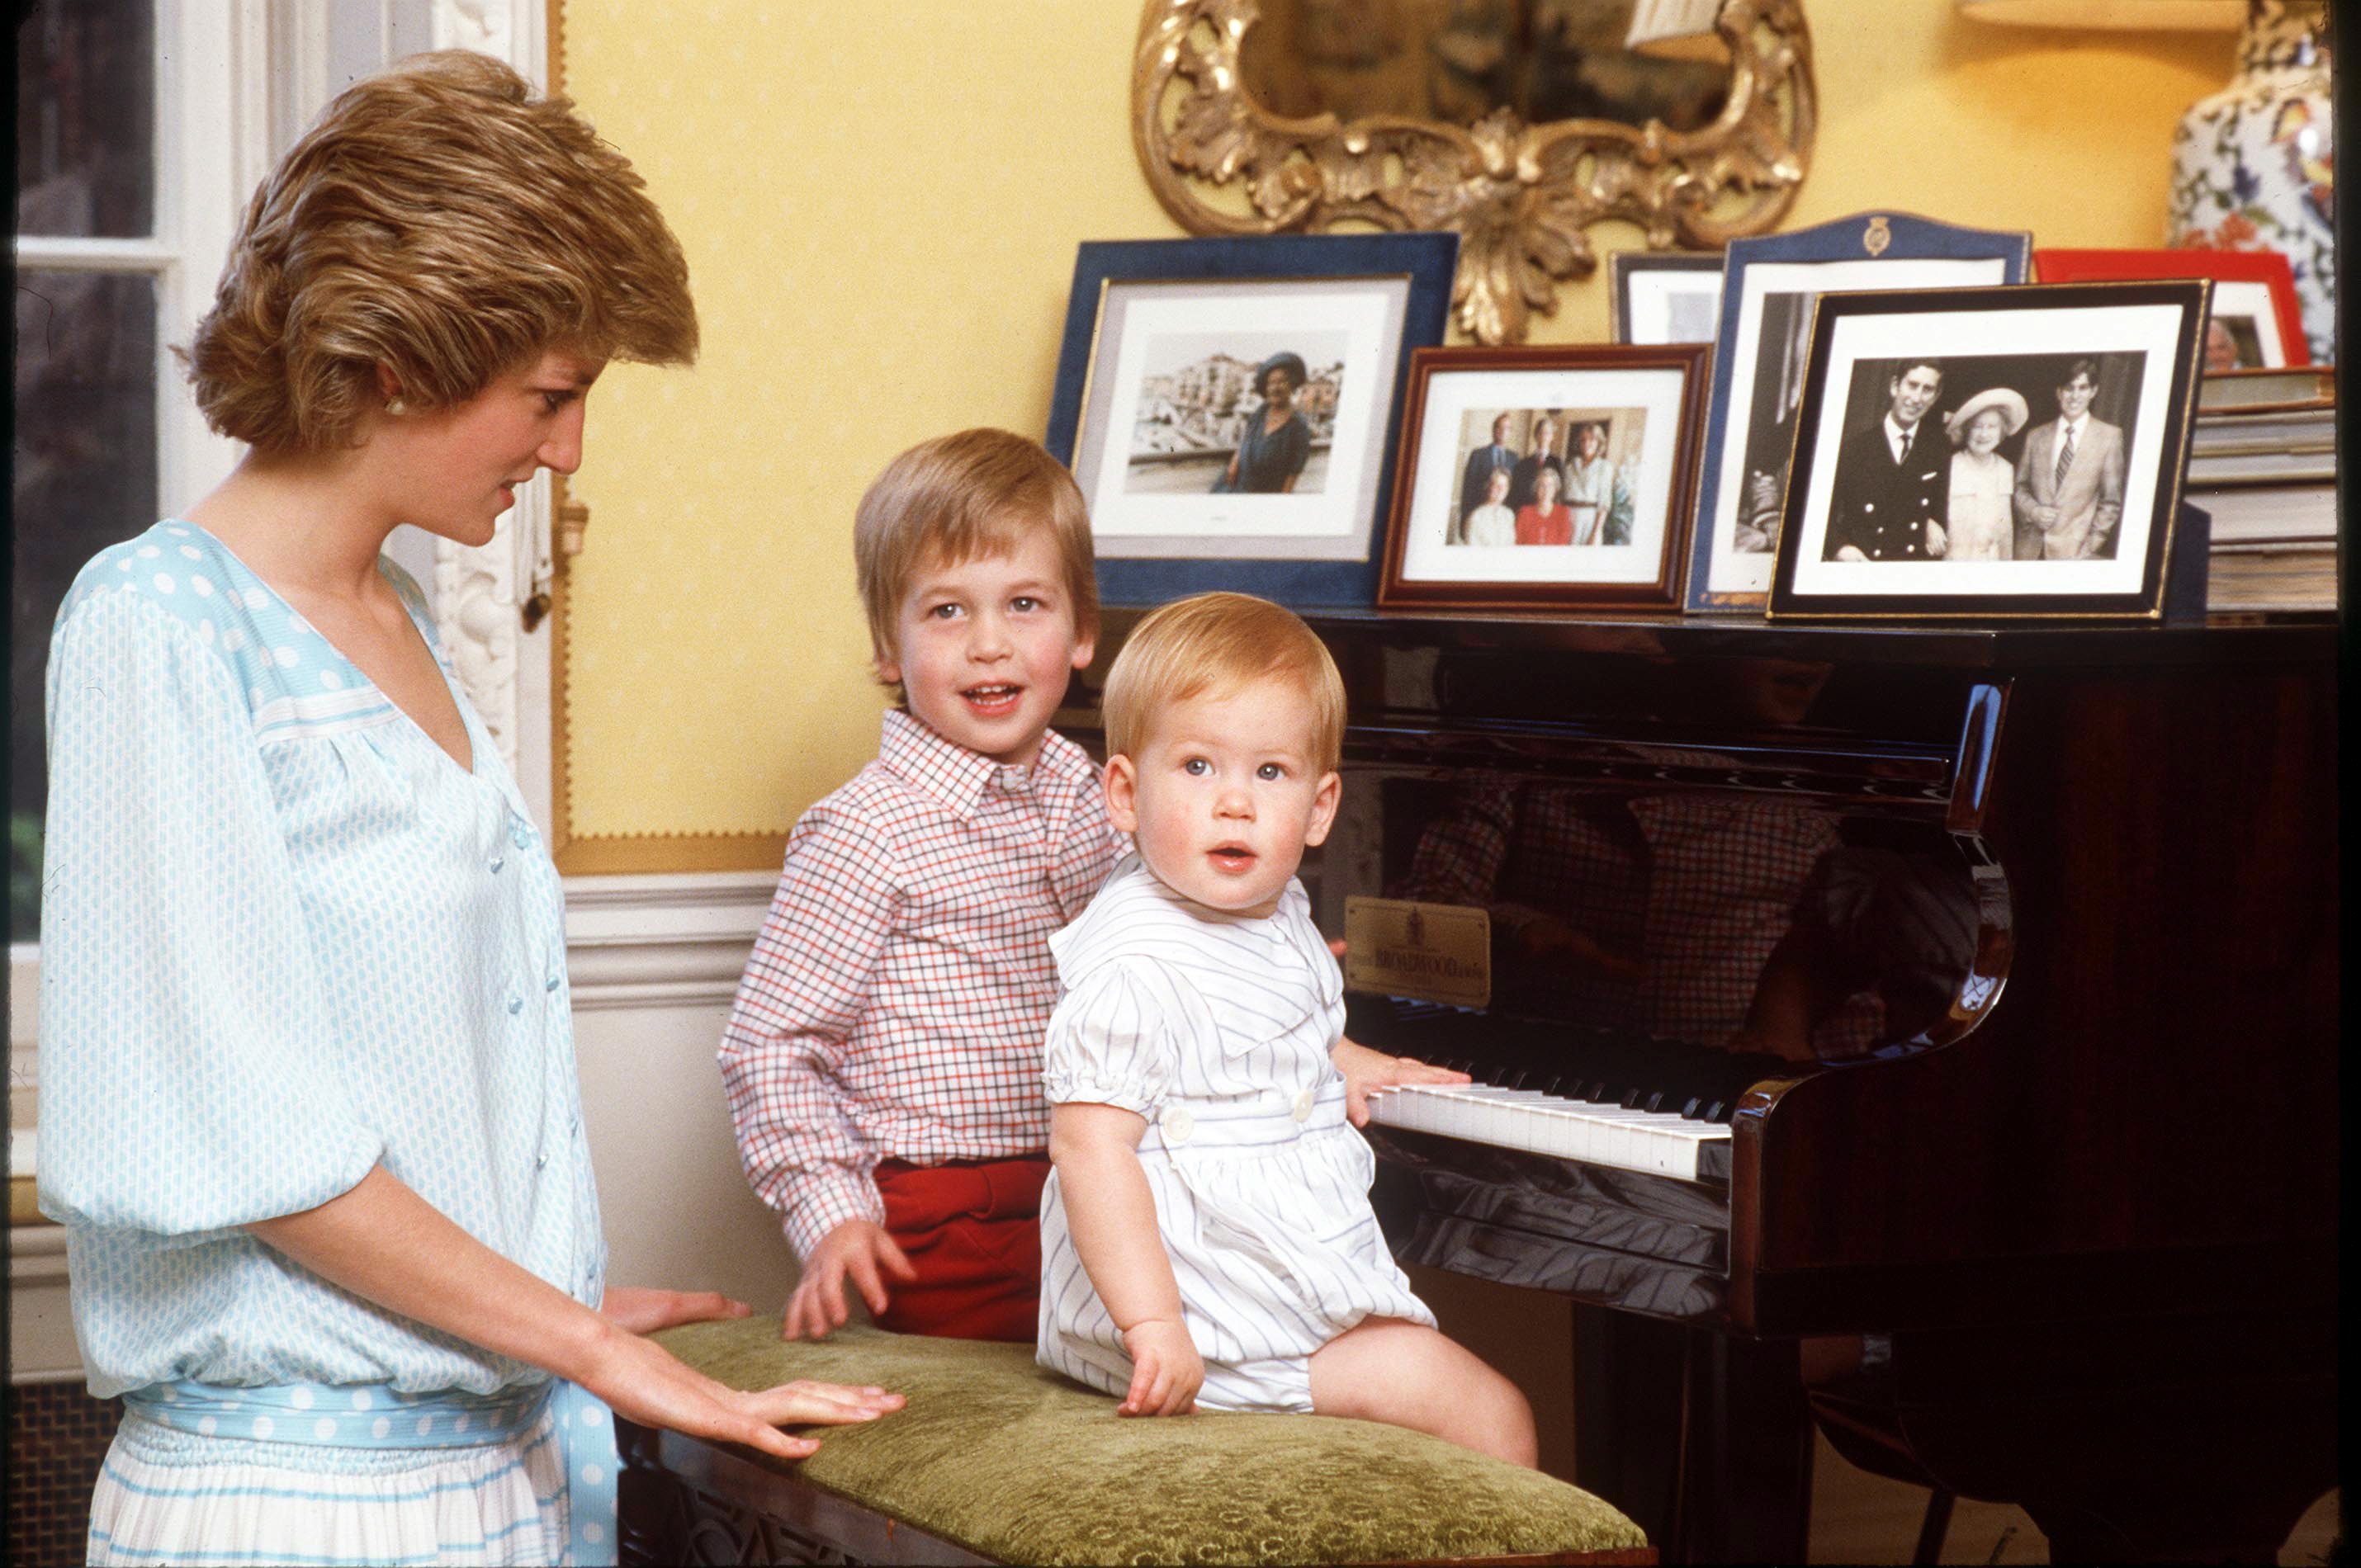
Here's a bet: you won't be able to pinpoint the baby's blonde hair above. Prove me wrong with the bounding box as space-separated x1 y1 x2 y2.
853 428 1099 678
1101 593 1345 774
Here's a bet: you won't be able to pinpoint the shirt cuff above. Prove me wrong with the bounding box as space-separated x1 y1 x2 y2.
783 1172 888 1261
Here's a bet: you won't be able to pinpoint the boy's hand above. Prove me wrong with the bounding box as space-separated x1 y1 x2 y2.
783 1221 917 1341
1331 1037 1471 1127
1118 1319 1203 1416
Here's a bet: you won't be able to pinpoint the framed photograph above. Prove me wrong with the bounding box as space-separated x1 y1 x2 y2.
2033 247 2308 370
1044 233 1458 609
1686 212 2032 614
1609 251 1725 346
1767 281 2209 622
1377 344 1708 613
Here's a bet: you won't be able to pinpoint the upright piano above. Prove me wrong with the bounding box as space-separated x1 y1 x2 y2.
1070 612 2337 1565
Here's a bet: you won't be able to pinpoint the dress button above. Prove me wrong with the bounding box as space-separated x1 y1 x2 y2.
507 996 523 1015
536 1151 548 1169
545 975 561 992
510 820 532 850
1162 1108 1195 1145
490 857 504 874
1291 1089 1315 1122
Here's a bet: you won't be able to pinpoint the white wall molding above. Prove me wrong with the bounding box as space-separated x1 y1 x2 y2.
562 871 776 1011
8 1222 81 1382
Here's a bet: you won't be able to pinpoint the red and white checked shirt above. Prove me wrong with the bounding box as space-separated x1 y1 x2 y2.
720 709 1120 1259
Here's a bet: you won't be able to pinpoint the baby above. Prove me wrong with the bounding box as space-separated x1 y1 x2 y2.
1037 593 1537 1465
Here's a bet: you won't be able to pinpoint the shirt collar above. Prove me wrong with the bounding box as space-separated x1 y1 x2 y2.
878 707 1094 817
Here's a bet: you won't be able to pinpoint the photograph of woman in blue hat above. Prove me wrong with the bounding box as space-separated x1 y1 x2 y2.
1213 351 1316 494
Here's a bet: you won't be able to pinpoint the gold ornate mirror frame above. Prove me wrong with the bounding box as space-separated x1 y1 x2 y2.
1133 0 1816 343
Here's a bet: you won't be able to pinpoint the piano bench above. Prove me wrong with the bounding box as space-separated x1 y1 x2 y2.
622 1320 1653 1566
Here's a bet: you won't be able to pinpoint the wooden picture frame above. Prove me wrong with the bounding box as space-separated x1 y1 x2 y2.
1767 281 2209 622
1044 233 1458 610
1377 343 1708 614
2033 247 2309 370
1686 212 2032 615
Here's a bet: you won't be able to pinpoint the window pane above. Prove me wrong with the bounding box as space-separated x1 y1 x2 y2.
12 271 160 940
15 0 155 239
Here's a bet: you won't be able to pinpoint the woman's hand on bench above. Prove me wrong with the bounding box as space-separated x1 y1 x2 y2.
1118 1319 1204 1417
579 1313 906 1462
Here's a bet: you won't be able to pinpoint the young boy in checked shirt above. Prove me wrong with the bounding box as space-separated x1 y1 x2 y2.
719 428 1115 1343
722 427 1463 1344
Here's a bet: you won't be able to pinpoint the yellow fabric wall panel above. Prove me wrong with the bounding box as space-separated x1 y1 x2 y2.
559 1 1175 841
556 0 2231 851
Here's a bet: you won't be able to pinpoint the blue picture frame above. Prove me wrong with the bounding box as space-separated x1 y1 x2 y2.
1045 233 1459 610
1684 212 2032 614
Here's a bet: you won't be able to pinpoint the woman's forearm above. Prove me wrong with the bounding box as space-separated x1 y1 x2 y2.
246 1163 621 1382
1052 1141 1185 1330
248 1164 905 1460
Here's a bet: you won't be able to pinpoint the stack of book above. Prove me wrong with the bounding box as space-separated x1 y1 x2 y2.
2185 366 2336 616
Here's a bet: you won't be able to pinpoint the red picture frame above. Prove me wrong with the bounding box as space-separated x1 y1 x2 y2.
2033 248 2309 370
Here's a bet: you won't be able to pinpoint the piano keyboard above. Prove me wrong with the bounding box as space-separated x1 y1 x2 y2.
1365 1083 1732 1183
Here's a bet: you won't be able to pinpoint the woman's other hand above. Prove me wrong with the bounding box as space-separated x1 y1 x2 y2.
601 1287 752 1336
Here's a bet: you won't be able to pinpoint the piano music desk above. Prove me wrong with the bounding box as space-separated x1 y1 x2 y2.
617 1320 1654 1566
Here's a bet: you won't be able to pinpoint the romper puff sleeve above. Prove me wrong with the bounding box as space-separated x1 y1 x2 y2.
38 585 384 1236
1041 960 1185 1119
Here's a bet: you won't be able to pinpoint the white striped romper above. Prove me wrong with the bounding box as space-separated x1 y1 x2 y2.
1036 855 1434 1412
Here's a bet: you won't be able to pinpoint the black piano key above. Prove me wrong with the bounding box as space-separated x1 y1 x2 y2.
1356 995 1791 1141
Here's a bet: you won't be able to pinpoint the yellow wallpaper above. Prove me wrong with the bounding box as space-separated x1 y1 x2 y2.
557 0 2232 849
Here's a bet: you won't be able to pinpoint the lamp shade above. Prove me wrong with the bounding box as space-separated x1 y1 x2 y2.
1954 0 2244 27
1625 0 1732 61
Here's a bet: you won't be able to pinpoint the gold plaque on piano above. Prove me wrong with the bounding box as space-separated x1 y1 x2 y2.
1343 897 1490 1008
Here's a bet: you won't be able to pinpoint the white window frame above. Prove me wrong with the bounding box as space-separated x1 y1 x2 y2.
11 0 275 1144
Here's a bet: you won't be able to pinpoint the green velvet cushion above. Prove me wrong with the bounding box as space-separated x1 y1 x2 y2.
650 1319 1649 1566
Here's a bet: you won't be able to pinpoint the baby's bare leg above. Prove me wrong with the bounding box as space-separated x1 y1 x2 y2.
1308 1316 1537 1467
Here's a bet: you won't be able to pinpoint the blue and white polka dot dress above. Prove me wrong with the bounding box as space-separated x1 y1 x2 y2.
40 521 610 1564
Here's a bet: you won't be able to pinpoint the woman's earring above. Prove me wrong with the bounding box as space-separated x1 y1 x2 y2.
386 398 409 416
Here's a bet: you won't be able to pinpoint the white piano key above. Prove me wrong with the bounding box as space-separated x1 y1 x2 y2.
1366 1082 1729 1182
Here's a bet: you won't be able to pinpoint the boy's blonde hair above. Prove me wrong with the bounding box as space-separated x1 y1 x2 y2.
854 427 1100 673
1101 593 1346 774
184 50 696 455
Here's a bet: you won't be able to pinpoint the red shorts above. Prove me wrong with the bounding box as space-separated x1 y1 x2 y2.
871 1154 1049 1343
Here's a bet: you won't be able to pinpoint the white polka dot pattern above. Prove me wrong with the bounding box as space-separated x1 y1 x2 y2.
38 522 605 1401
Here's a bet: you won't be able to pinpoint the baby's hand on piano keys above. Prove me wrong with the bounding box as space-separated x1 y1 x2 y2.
1332 1037 1472 1127
1118 1319 1202 1416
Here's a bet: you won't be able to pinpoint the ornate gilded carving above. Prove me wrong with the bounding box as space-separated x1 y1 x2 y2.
1133 0 1815 343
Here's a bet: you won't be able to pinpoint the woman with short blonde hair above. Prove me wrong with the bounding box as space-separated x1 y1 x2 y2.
40 52 897 1568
